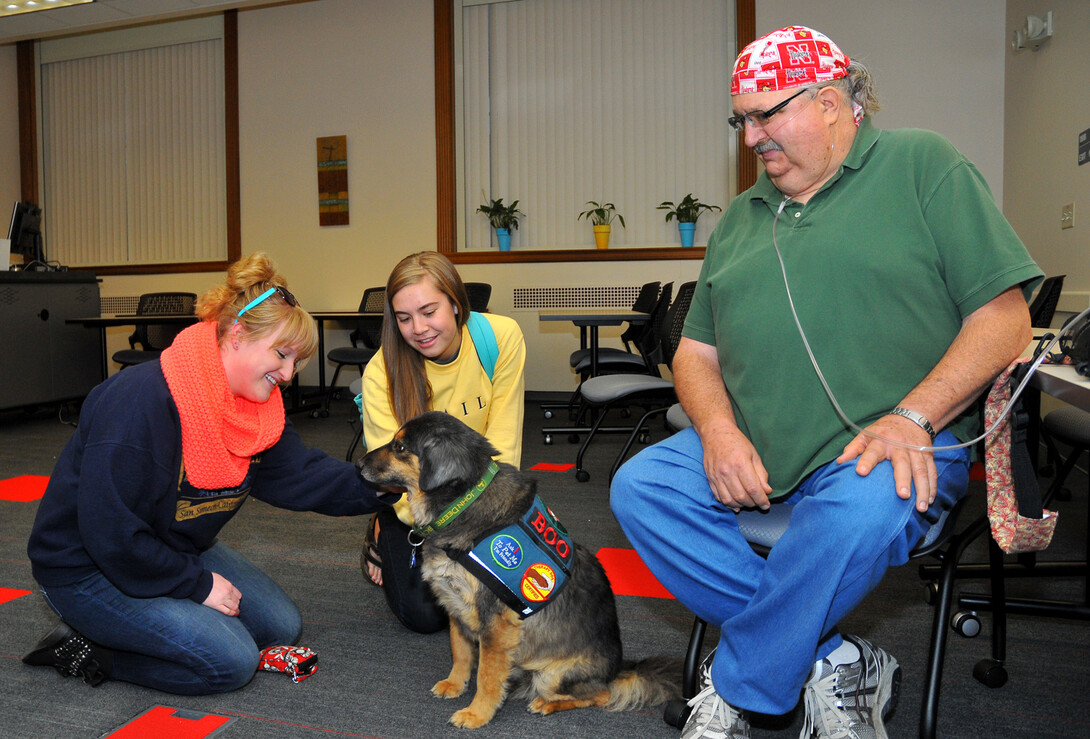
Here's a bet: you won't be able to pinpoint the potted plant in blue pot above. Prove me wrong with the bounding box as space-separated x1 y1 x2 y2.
657 193 721 247
477 197 524 251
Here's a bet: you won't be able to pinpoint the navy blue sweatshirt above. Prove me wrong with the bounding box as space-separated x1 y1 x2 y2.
28 360 390 604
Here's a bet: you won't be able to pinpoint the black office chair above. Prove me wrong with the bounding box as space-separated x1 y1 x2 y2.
111 292 197 368
660 397 1010 739
568 280 661 371
322 287 385 416
542 281 663 424
571 281 695 482
1029 274 1065 335
464 282 492 312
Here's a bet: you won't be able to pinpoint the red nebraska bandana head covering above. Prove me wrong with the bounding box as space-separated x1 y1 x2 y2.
732 26 862 125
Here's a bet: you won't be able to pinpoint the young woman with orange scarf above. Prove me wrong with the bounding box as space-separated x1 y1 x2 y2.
23 253 396 694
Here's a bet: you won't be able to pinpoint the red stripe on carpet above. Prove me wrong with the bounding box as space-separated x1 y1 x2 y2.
529 462 575 471
596 547 675 599
0 475 49 502
970 461 985 481
105 706 233 738
0 588 32 606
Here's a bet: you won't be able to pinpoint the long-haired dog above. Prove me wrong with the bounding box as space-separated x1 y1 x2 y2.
359 411 679 729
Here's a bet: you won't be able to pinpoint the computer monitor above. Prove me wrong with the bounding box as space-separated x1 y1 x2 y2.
7 200 44 268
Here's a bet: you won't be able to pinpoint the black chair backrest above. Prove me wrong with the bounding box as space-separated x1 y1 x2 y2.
620 280 661 348
465 282 492 312
130 292 197 350
352 287 386 350
634 282 674 373
662 281 696 368
1028 275 1065 329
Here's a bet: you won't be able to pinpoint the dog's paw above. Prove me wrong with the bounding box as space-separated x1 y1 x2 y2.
432 679 467 699
528 697 557 715
449 707 492 729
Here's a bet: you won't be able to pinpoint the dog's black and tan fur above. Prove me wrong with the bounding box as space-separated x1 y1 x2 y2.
359 411 679 729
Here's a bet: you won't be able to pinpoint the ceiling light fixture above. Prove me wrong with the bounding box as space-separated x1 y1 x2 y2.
0 0 93 18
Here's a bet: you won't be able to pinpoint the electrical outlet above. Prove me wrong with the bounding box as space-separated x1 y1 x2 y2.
1061 203 1074 230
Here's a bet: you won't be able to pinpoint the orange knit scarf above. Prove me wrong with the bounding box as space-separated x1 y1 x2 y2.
160 321 285 489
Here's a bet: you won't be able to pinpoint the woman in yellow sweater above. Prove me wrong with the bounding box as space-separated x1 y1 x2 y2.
359 252 526 632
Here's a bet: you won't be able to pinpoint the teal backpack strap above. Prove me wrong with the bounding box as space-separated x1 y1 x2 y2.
466 311 498 382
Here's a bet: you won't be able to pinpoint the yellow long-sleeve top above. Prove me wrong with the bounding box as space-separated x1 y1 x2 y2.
361 311 526 525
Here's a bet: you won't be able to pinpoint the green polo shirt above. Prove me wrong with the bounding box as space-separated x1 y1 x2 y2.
684 117 1042 499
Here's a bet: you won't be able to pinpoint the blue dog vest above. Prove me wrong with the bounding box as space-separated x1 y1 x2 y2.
454 496 575 618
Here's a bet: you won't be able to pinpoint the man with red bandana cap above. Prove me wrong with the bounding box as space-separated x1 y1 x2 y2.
611 25 1041 739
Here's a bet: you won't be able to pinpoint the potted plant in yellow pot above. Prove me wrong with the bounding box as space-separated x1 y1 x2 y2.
477 197 524 251
657 193 721 247
577 200 625 249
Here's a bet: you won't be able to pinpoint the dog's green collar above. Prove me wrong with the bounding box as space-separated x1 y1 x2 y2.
411 461 499 539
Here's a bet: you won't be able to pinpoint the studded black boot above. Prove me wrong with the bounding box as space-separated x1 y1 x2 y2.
23 622 113 687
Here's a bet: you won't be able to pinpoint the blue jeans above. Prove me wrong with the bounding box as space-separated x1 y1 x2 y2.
40 541 301 695
610 427 969 715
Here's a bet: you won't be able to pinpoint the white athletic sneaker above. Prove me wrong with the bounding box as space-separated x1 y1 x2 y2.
681 650 751 739
800 635 901 739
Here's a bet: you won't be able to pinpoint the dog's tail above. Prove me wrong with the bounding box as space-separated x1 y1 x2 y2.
605 656 683 711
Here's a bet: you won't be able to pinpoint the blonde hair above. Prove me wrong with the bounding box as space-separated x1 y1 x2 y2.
381 251 471 424
196 252 318 369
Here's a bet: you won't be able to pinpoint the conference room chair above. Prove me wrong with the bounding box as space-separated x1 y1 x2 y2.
570 281 694 482
1028 274 1065 337
542 281 668 425
111 292 197 369
464 282 492 312
322 287 385 416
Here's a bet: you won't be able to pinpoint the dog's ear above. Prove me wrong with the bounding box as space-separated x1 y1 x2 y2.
408 412 497 494
417 430 479 493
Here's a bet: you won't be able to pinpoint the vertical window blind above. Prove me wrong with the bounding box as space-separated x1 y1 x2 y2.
38 20 226 268
459 0 734 252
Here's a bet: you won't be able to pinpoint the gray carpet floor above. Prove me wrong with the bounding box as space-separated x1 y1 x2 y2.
1 390 1088 738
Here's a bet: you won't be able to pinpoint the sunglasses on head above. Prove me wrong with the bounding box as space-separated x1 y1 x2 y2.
235 285 298 323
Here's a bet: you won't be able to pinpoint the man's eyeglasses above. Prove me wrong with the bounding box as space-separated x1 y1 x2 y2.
728 87 812 132
235 285 298 323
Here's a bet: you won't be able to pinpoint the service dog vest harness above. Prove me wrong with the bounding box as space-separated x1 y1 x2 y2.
410 462 574 618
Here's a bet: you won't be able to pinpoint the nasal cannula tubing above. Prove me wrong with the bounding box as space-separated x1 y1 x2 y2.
770 195 1090 454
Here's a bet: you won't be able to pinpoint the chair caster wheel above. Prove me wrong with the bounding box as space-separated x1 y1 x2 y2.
638 432 650 444
320 409 330 418
576 469 590 482
972 658 1008 688
922 581 938 605
663 698 692 728
620 408 631 418
951 610 981 638
543 434 553 445
544 410 554 419
310 410 321 419
568 434 580 444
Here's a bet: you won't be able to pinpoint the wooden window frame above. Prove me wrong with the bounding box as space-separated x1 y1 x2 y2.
434 0 756 265
16 10 241 276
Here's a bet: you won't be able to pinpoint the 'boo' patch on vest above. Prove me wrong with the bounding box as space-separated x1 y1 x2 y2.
455 496 574 618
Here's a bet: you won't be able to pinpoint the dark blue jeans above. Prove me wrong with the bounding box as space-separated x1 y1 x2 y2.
40 541 301 695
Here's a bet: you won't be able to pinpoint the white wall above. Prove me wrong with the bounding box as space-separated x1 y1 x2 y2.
1003 0 1089 315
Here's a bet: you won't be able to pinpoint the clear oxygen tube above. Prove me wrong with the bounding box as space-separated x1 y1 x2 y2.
770 196 1089 453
